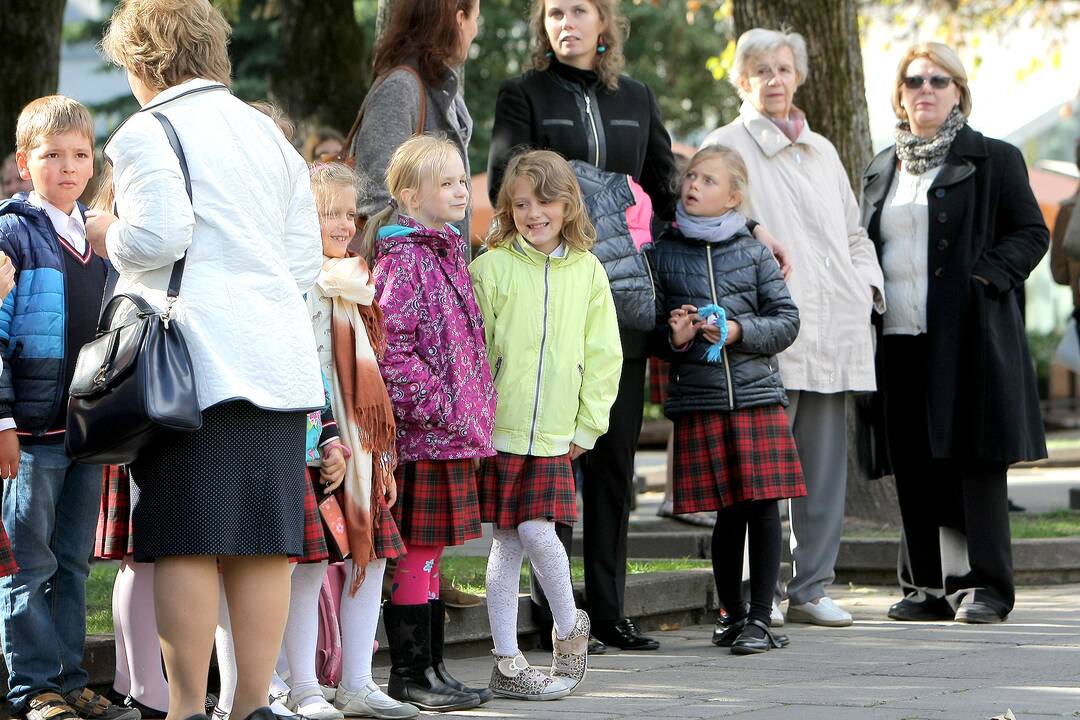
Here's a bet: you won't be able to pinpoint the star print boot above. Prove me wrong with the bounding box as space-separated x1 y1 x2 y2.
384 603 480 713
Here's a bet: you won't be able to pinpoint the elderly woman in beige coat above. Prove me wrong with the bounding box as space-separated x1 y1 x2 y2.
703 27 884 628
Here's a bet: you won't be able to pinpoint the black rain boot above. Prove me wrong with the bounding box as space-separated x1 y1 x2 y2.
429 598 493 704
385 602 480 712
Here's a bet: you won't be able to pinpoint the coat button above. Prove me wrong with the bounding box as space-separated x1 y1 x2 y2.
934 267 945 277
934 188 946 198
936 211 948 223
937 238 949 250
437 249 447 258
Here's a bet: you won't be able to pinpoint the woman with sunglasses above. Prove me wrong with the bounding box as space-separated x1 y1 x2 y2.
703 28 884 630
861 42 1048 625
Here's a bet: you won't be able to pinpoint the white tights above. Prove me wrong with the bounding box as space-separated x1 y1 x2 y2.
486 519 576 657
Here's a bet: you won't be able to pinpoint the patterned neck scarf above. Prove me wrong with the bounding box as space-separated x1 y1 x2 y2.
894 105 966 175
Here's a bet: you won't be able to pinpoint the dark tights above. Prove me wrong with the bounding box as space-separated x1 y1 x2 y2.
711 500 782 636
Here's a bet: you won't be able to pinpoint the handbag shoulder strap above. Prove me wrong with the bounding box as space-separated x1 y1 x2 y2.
149 111 191 300
340 64 429 165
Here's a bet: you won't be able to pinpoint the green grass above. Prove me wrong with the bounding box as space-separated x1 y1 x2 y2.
85 557 712 635
1010 510 1080 539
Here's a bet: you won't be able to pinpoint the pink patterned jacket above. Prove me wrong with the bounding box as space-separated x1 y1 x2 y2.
373 216 496 463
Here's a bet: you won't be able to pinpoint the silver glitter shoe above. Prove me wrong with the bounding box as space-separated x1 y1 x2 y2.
488 652 570 701
550 608 590 694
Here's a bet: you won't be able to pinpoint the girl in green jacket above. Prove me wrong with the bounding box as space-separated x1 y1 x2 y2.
469 150 621 701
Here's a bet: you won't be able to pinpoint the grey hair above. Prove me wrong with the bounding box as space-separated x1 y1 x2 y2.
730 28 809 98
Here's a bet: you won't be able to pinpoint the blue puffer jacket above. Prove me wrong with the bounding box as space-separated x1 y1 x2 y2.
0 195 104 435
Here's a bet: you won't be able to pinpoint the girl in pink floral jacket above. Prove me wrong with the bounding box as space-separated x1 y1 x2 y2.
365 135 496 712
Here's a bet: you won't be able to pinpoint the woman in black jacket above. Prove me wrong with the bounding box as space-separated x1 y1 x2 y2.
487 0 675 652
861 42 1048 625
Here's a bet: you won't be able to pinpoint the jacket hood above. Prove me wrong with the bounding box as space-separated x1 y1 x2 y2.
507 236 589 267
376 214 462 255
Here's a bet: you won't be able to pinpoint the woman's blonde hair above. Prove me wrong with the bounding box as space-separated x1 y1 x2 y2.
529 0 628 92
360 134 463 261
90 164 115 213
488 150 596 252
309 162 358 217
686 145 751 213
100 0 232 92
892 42 971 120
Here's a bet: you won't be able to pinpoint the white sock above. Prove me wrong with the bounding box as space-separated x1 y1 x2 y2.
284 561 330 707
340 559 390 699
486 527 525 657
215 579 237 714
519 519 577 640
269 646 290 699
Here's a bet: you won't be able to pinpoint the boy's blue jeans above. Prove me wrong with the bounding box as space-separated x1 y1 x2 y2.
0 443 101 708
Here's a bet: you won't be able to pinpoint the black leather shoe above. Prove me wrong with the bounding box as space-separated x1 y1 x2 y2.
955 601 1006 624
123 695 168 718
712 615 747 647
593 617 660 651
730 618 789 655
887 596 955 622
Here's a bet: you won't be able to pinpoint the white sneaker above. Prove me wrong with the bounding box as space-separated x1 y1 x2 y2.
786 596 852 627
289 687 345 720
334 683 418 719
770 600 785 627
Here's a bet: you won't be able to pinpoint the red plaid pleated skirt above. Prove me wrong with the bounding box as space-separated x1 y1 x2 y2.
374 493 406 560
295 468 330 564
95 465 134 560
478 452 576 529
672 406 806 513
392 459 482 547
0 522 17 577
649 358 670 405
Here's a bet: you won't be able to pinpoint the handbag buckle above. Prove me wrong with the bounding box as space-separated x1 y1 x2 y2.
94 364 110 387
162 296 178 329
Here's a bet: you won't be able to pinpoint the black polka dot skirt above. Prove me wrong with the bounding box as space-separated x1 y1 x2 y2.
129 400 308 562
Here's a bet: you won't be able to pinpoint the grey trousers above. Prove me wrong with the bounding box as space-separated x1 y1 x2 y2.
779 390 848 606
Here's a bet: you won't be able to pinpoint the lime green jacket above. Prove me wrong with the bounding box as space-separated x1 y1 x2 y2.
469 239 622 457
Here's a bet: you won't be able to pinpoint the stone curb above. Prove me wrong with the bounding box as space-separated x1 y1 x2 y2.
1 570 718 697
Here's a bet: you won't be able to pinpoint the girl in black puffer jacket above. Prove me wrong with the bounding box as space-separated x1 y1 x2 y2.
651 145 804 655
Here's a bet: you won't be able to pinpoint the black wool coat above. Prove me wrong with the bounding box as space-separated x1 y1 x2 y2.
860 124 1049 466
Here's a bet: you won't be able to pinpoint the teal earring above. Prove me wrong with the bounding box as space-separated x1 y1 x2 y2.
597 35 606 54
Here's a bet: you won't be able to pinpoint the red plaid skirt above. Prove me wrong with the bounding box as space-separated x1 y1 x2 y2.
95 465 134 560
0 522 17 577
374 493 406 560
649 358 670 405
478 452 576 529
392 459 482 547
672 406 806 513
295 468 331 564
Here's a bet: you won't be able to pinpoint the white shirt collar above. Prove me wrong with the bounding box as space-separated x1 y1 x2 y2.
29 191 86 251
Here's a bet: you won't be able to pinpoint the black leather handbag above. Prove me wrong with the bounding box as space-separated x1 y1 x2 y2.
66 111 202 464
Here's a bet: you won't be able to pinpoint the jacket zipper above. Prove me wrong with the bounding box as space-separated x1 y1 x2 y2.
584 94 600 167
493 355 504 382
704 248 735 411
527 257 552 454
642 250 657 304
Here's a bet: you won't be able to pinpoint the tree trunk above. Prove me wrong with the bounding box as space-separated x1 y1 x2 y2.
733 0 897 525
269 0 370 135
376 0 395 41
732 0 872 191
0 0 66 159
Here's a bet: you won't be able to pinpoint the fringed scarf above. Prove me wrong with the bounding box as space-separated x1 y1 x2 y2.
317 256 396 596
895 105 966 175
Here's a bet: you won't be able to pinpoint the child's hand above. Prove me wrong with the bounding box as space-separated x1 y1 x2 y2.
668 305 699 347
725 320 742 346
569 443 586 461
385 476 398 508
0 252 14 301
0 429 19 481
320 446 347 494
85 210 118 261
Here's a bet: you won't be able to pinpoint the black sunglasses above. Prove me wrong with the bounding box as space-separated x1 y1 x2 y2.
903 75 953 90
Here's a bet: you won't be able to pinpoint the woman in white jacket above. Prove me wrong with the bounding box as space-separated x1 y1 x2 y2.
703 27 885 629
86 3 324 720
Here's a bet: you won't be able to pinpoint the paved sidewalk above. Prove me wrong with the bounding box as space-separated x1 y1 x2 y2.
396 584 1080 719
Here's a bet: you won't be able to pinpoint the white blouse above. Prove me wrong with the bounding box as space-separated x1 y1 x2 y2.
105 79 324 412
879 164 942 336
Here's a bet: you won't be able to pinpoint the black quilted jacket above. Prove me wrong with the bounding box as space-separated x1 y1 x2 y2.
650 224 800 414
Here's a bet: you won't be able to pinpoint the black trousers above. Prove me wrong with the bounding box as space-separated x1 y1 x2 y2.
883 335 1014 615
531 356 646 627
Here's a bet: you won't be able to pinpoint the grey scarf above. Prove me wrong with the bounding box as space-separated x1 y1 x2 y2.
894 105 966 175
675 202 747 243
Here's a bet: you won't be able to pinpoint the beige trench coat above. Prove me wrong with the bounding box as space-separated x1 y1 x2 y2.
703 101 885 393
